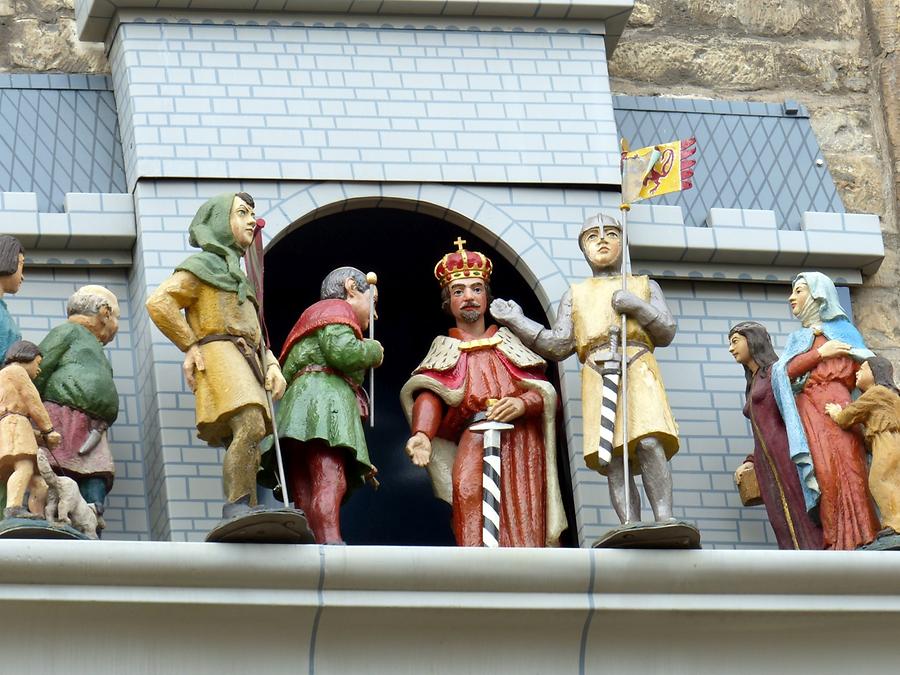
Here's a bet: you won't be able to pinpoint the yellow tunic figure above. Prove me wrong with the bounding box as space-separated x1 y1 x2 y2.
147 270 276 445
0 341 62 517
146 193 286 518
571 275 679 474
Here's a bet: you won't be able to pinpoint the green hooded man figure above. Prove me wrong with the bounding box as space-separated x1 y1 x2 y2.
147 192 287 519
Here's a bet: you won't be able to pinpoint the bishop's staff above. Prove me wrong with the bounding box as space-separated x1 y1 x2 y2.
243 218 291 509
617 136 696 520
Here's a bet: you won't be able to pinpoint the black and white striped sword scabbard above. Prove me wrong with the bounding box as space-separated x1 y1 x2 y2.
594 325 622 471
470 413 514 548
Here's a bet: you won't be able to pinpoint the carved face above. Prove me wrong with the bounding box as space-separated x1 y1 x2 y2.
581 226 621 270
346 279 377 332
448 278 487 324
0 254 25 294
22 355 42 380
229 195 257 250
95 289 121 345
789 281 810 317
728 332 751 366
856 361 875 391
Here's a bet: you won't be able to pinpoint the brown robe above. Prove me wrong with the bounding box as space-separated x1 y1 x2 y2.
832 385 900 533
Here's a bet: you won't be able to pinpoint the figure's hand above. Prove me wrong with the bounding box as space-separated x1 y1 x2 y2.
370 340 384 368
611 290 644 316
183 344 206 392
490 298 524 326
825 402 843 421
405 432 432 467
733 460 754 486
44 431 62 449
487 397 526 422
266 363 287 401
818 340 851 359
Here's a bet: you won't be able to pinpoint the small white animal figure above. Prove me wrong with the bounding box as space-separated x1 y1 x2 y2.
36 449 102 539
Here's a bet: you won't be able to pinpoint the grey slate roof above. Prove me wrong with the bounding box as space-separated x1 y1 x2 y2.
0 74 844 231
613 96 845 230
0 74 126 213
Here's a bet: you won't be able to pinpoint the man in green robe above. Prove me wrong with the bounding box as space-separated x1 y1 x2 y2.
34 285 120 512
262 266 382 544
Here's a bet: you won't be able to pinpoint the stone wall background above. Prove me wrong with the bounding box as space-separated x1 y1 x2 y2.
609 0 900 367
0 0 104 72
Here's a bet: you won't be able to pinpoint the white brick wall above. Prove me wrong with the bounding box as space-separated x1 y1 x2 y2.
111 20 619 191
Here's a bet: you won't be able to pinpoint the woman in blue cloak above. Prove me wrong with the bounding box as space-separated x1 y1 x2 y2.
771 272 879 550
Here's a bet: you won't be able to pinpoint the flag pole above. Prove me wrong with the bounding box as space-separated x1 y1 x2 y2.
246 220 290 509
618 200 631 523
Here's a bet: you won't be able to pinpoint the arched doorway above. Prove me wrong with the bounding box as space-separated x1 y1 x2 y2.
264 206 577 546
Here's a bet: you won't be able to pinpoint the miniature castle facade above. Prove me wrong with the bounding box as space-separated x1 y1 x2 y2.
0 0 885 545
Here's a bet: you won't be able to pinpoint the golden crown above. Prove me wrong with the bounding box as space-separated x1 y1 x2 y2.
434 237 493 287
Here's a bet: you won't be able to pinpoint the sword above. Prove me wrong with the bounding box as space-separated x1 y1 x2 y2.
77 421 109 456
470 402 513 548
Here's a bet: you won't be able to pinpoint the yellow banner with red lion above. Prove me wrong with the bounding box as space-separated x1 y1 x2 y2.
620 137 696 204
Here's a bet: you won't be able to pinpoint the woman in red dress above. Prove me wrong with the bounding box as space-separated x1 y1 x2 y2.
772 273 879 550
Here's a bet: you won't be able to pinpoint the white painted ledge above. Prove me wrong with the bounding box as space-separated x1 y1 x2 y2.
0 191 136 267
1 541 899 674
75 0 633 46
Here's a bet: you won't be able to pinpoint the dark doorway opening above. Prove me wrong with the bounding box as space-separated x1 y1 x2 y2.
264 207 577 546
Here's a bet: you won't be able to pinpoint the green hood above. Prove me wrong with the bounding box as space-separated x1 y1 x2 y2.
175 192 256 304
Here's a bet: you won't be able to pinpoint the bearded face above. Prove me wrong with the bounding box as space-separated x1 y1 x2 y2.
447 278 487 324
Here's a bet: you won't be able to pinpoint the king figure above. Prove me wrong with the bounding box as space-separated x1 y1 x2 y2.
400 238 567 547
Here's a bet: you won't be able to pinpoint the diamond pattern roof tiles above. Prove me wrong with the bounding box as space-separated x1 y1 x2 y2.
0 75 125 213
613 96 844 230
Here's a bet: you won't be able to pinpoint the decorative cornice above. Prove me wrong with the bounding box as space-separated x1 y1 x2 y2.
1 542 897 672
75 0 634 50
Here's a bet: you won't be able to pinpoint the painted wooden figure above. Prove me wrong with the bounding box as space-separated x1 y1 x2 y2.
827 355 900 543
0 341 61 518
728 321 823 550
0 235 25 361
261 267 382 544
400 238 566 548
35 285 121 515
147 192 287 520
772 272 880 550
492 214 688 547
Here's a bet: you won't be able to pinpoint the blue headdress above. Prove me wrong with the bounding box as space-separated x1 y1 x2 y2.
770 272 873 512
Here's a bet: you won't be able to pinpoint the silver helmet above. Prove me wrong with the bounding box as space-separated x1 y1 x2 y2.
578 213 621 253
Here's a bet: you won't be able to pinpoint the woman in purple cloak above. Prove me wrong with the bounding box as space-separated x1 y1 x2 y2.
729 321 823 549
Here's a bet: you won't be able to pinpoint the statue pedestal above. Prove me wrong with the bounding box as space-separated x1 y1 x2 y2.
0 516 90 540
593 520 702 549
205 507 315 544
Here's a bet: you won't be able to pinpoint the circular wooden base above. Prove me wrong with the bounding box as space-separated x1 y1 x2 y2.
593 520 702 550
0 517 90 540
205 508 316 544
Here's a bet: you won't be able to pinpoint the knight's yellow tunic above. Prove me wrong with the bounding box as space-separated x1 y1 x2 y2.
146 270 276 445
571 275 679 475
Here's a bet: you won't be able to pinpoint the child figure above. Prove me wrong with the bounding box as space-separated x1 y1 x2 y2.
826 356 900 538
0 341 62 518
